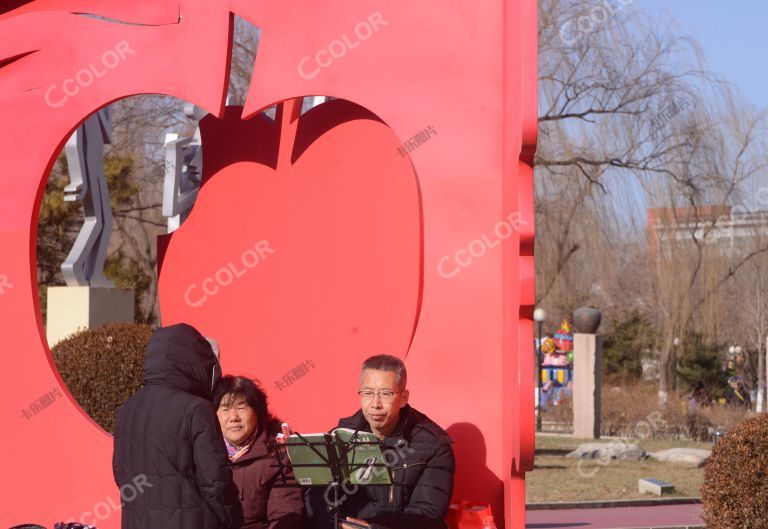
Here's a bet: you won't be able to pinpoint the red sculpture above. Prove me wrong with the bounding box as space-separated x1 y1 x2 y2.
0 1 537 527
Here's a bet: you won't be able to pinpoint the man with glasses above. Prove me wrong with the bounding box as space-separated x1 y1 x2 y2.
306 354 455 529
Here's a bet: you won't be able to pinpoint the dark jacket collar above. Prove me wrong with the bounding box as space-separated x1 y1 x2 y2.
231 429 272 465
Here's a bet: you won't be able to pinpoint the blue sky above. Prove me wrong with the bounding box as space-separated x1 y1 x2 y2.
638 0 768 110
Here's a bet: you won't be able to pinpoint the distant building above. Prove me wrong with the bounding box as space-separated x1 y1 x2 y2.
648 205 768 259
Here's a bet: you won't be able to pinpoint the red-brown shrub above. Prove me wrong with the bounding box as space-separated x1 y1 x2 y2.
702 413 768 529
52 323 151 432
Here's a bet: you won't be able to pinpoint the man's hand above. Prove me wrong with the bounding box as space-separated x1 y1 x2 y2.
341 516 371 529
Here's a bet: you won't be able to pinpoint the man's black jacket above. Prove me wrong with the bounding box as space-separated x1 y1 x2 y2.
306 405 455 529
113 323 244 529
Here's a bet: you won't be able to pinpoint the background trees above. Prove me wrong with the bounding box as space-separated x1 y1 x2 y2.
536 0 768 403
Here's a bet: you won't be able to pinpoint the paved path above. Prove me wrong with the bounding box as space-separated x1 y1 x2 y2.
526 503 703 529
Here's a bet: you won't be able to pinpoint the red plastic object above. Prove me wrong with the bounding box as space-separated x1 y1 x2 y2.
446 501 496 529
0 1 537 527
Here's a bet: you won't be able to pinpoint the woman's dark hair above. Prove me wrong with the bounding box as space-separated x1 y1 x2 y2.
213 376 282 436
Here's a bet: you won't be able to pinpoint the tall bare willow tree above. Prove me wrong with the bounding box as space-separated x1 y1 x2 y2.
536 0 768 405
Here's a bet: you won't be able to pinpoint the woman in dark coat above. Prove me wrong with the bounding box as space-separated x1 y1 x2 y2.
113 323 243 529
214 376 305 529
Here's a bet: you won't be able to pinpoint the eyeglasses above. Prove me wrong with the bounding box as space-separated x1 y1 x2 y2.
358 390 400 403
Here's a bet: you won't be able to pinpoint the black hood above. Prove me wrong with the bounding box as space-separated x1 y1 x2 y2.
143 323 221 399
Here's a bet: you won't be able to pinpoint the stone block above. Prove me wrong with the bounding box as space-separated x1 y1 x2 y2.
639 477 675 496
567 442 647 461
648 448 711 467
46 286 134 346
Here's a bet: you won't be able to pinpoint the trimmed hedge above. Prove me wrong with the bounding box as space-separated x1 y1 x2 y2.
702 413 768 528
52 323 152 433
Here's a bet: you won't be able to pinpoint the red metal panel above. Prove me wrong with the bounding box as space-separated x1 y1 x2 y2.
157 99 424 428
0 1 537 526
0 0 180 24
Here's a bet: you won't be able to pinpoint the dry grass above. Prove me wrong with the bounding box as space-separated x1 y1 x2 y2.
698 404 753 431
528 434 712 503
530 382 754 503
534 434 713 453
541 381 752 441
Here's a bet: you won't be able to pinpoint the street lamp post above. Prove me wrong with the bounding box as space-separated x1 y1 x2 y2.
727 345 752 410
759 342 765 412
533 308 547 433
728 345 736 372
728 345 743 372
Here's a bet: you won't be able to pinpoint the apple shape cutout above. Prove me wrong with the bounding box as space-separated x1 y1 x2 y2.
158 98 423 431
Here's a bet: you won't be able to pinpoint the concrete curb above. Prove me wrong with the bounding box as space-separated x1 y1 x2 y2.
526 497 701 511
614 526 703 529
616 526 703 529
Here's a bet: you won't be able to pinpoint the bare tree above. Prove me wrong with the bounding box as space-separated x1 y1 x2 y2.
535 0 704 332
536 0 768 406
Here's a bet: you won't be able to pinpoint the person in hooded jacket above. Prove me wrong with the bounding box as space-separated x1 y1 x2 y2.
214 376 305 529
113 323 244 529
